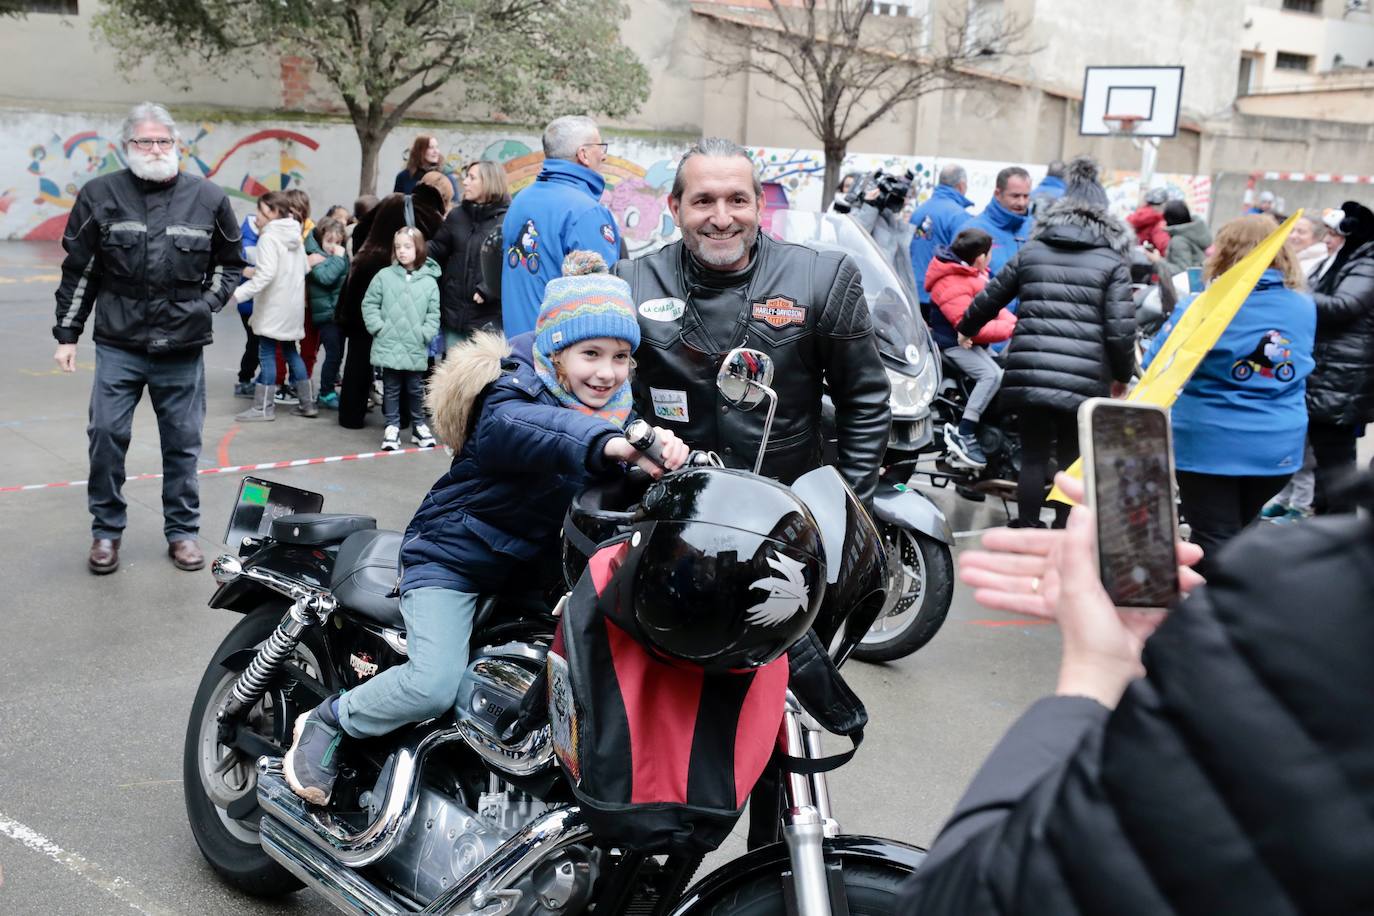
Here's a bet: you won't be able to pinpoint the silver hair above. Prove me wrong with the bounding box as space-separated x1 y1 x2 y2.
542 115 600 161
938 164 967 187
120 102 179 146
670 137 762 201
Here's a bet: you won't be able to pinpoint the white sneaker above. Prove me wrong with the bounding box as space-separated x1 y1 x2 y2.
412 422 436 448
381 425 401 451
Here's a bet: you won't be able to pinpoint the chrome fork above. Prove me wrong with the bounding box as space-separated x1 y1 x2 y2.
781 692 838 916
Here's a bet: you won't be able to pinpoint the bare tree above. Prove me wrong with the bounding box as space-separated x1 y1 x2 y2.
698 0 1031 194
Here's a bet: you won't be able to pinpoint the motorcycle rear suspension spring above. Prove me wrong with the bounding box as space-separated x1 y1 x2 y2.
221 612 310 721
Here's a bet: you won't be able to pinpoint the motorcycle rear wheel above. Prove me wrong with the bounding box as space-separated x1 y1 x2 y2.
690 859 911 914
852 526 954 664
183 605 329 897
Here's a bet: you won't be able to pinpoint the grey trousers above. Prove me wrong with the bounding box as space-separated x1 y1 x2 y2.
943 344 1003 423
88 344 207 541
1273 440 1315 511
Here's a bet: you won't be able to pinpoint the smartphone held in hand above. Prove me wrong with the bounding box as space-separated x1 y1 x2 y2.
1078 399 1180 611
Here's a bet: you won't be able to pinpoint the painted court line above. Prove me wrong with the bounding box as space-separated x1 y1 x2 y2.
0 812 175 915
0 445 443 494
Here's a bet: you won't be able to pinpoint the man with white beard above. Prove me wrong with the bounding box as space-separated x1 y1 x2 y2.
612 137 890 502
53 101 245 576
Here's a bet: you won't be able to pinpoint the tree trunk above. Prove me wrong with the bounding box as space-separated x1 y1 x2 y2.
356 123 386 197
823 142 847 205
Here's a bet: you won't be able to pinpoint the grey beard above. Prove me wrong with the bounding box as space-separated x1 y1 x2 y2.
127 149 180 182
685 224 757 269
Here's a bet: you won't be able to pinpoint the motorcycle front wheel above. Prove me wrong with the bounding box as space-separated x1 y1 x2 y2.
851 525 954 664
183 605 330 897
689 859 911 914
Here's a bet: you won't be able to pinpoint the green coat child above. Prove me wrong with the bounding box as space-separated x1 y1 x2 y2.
362 257 442 372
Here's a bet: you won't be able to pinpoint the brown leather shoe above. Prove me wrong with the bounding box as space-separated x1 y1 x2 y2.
89 538 120 575
168 538 205 572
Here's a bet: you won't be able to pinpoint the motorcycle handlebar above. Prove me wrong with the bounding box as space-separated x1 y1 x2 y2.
624 420 717 471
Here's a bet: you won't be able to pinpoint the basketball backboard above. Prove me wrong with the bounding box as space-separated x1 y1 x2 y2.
1079 66 1184 138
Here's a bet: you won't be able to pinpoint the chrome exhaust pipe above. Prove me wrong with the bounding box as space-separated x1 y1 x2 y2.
256 725 465 868
259 815 403 915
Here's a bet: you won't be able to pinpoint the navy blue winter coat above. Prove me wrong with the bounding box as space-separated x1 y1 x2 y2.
398 334 623 594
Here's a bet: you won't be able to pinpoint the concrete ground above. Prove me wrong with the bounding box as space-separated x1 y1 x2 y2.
0 240 1060 914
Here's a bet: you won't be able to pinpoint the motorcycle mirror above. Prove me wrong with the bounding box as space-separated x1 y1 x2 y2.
716 348 776 410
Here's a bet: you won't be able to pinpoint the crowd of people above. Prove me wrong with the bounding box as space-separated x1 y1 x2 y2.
46 100 1374 910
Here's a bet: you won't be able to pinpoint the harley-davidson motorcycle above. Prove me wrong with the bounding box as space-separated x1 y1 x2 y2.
769 208 956 664
184 348 923 915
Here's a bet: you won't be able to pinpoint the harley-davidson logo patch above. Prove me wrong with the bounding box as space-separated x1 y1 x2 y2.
751 296 806 329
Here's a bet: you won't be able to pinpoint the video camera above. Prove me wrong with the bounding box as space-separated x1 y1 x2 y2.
835 168 916 215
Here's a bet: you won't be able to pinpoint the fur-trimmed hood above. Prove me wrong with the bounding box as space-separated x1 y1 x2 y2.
1032 198 1134 257
425 330 511 453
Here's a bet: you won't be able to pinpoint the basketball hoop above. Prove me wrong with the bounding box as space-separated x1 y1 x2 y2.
1104 114 1144 137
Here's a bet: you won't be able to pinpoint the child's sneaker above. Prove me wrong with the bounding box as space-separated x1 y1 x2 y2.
412 422 436 448
381 425 401 451
1260 501 1289 520
943 423 987 468
274 384 299 406
317 391 339 410
283 701 343 806
1273 506 1312 525
233 381 254 399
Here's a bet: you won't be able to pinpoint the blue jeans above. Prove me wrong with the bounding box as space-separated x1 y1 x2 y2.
257 338 307 387
317 321 344 395
338 588 477 739
88 344 206 541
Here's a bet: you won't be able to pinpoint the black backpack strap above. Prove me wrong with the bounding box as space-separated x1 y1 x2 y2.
774 630 867 774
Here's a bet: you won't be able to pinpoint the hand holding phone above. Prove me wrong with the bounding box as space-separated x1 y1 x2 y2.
1078 399 1180 611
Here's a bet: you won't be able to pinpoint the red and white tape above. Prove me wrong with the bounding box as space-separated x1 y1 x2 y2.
0 445 441 494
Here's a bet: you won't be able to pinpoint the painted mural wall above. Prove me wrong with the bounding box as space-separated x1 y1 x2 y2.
0 108 1214 248
0 109 687 252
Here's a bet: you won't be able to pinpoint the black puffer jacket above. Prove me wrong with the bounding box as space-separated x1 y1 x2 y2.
958 200 1135 412
901 509 1374 914
428 199 508 335
1306 239 1374 425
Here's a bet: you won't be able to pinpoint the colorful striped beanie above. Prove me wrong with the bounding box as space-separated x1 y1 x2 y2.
533 251 640 426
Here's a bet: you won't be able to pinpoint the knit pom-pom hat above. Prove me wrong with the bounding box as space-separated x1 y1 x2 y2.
532 251 640 426
1062 155 1110 210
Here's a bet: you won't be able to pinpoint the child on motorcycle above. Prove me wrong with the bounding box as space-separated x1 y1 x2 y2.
283 251 690 806
926 226 1017 468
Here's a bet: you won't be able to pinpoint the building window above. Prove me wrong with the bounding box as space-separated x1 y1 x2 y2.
872 0 921 15
1275 51 1314 71
1281 0 1319 11
22 0 78 12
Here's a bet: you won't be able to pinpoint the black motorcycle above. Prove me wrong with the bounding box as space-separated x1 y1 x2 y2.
770 209 956 664
185 348 923 915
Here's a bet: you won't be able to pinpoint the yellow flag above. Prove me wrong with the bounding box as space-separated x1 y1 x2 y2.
1047 211 1303 505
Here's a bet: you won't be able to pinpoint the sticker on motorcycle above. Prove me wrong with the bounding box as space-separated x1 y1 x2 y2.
650 387 689 422
751 296 807 329
638 297 686 322
349 652 379 679
746 552 810 627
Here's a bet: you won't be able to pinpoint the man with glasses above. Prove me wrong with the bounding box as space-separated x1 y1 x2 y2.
52 101 244 576
615 137 891 502
500 115 621 336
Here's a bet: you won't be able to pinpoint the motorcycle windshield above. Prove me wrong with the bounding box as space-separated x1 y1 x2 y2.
769 210 932 374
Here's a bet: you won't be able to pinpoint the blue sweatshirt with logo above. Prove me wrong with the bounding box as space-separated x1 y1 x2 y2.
1141 270 1316 476
908 184 974 305
500 159 621 337
965 198 1031 314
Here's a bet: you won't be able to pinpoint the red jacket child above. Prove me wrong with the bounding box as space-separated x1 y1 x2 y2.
924 249 1016 349
1127 204 1170 254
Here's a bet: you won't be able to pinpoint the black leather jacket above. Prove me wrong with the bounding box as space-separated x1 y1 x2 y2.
53 170 244 354
614 234 891 501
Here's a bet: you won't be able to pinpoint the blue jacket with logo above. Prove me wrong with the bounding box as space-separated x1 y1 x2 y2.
908 184 974 305
500 159 621 338
237 215 260 317
1141 270 1316 476
966 198 1032 314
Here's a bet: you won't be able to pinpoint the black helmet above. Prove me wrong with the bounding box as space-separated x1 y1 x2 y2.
598 468 826 671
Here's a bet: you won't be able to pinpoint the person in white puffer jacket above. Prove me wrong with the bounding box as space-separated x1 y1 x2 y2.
232 190 312 421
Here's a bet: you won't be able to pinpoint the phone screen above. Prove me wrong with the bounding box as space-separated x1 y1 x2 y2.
1088 404 1179 609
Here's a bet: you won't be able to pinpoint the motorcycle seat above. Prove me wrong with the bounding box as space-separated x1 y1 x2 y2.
271 513 377 546
332 529 403 627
